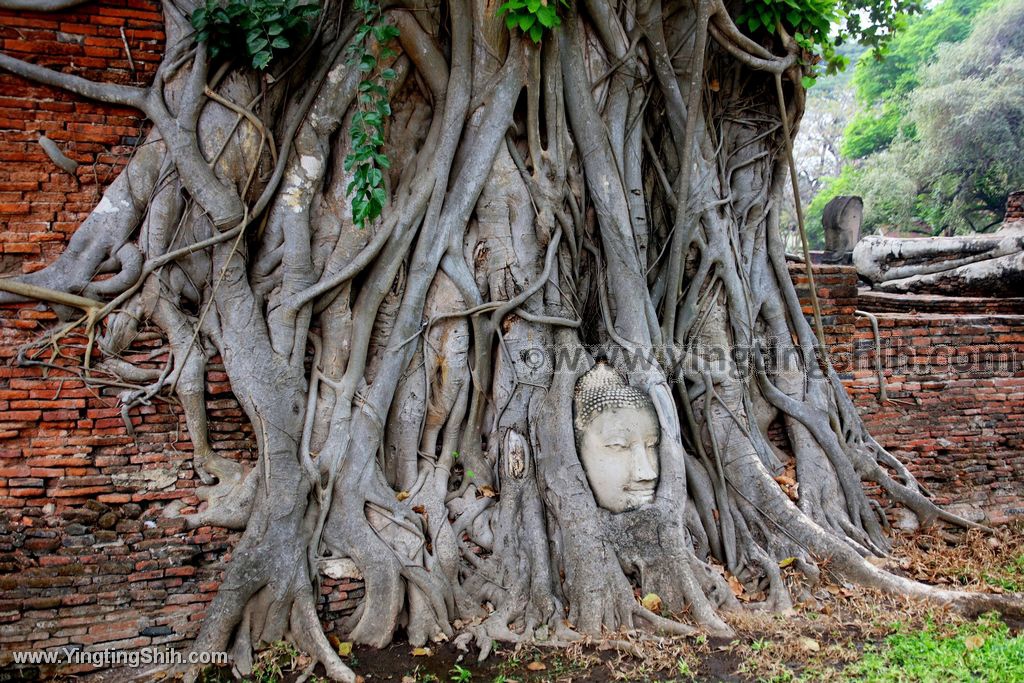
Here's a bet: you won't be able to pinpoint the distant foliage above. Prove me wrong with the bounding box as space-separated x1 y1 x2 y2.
190 0 321 70
843 0 997 158
811 0 1024 236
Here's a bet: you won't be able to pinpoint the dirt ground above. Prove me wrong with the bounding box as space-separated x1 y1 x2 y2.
44 525 1024 682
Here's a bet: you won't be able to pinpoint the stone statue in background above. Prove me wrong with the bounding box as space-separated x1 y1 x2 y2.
574 362 660 513
853 224 1024 297
822 196 863 264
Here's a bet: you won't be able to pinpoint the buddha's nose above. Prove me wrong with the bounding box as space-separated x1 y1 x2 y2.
631 445 657 482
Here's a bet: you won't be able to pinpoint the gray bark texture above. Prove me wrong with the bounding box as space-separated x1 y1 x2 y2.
2 1 1020 680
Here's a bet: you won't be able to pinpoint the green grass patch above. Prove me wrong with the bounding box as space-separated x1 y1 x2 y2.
843 613 1024 682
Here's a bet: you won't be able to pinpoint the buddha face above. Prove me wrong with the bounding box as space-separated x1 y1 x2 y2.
578 405 660 513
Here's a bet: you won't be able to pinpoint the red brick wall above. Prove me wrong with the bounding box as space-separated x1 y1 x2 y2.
0 308 252 669
787 262 858 372
0 0 162 278
856 289 1024 316
786 263 1024 524
0 4 356 669
847 313 1024 525
1005 190 1023 223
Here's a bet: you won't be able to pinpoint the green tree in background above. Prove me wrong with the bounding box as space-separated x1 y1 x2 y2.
809 0 1023 238
843 0 997 159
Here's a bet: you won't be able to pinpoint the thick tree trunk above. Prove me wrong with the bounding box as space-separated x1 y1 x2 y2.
2 0 1020 680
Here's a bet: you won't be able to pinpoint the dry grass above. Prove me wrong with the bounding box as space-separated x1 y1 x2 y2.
885 524 1024 594
546 525 1024 682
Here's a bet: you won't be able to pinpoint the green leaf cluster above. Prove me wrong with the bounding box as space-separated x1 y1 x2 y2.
497 0 571 43
190 0 320 70
737 0 926 84
343 0 400 228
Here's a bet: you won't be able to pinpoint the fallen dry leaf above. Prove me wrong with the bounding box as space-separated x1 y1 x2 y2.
411 647 432 656
726 574 744 597
798 637 820 652
479 485 497 498
641 592 662 613
396 490 410 501
964 634 985 651
337 640 353 656
526 661 547 671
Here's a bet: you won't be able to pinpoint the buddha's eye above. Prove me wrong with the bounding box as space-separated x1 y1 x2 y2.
604 441 629 450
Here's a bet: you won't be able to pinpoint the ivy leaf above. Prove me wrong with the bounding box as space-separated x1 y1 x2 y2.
801 75 817 89
536 5 558 28
517 13 536 32
271 36 290 49
247 34 269 53
528 23 544 42
252 50 272 70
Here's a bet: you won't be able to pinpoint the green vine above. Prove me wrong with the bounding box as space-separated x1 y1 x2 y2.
498 0 571 43
190 0 321 70
343 0 399 228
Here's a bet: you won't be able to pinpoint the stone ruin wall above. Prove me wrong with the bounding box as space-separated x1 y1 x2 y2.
0 1 1021 672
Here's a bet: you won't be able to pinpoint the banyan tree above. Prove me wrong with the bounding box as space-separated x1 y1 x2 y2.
0 0 1019 680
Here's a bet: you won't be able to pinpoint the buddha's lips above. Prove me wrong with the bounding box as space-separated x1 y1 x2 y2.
625 487 656 501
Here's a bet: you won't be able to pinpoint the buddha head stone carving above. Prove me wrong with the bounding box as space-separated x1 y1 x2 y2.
573 362 660 512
